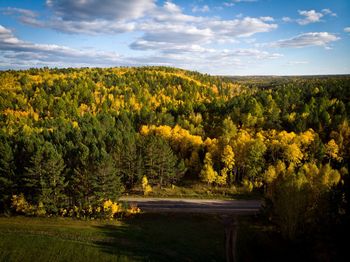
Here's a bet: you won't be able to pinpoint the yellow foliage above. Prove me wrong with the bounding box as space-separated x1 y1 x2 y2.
298 129 315 146
284 143 303 164
140 124 203 156
78 103 89 116
140 125 150 135
32 112 39 121
242 179 254 192
204 137 218 155
126 203 141 215
277 130 296 144
222 145 235 169
287 112 296 122
3 109 30 118
37 202 47 216
142 176 152 195
11 194 36 216
200 153 218 185
301 163 341 190
264 165 277 184
275 161 287 176
217 168 228 186
325 139 342 161
103 199 122 218
59 208 67 217
11 194 30 213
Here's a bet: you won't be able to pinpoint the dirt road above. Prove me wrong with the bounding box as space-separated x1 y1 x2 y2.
120 197 262 214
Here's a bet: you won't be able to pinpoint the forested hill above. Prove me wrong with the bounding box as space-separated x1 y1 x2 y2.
1 67 350 227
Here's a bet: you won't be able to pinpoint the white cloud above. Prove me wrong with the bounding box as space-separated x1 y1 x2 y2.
207 17 277 38
322 8 337 17
217 48 282 59
287 61 309 65
130 40 214 54
192 5 210 13
284 9 337 25
297 10 323 25
136 24 213 44
45 19 135 35
0 24 279 71
2 0 155 34
223 0 257 7
2 7 37 17
282 17 292 22
129 2 276 53
1 1 280 71
0 25 125 67
3 0 276 42
344 27 350 33
271 32 339 48
260 16 274 22
223 2 235 7
151 1 203 23
46 0 156 21
233 0 257 2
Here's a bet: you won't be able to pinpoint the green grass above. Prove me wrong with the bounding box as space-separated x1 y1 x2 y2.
1 214 340 262
0 214 225 262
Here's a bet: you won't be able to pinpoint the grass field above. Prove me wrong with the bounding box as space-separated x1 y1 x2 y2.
0 214 344 262
0 214 225 262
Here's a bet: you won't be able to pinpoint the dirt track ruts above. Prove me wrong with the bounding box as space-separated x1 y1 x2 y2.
120 197 262 214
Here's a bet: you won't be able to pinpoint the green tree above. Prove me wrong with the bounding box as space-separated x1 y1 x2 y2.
24 142 66 213
92 151 123 203
0 136 15 210
143 136 179 186
244 139 267 182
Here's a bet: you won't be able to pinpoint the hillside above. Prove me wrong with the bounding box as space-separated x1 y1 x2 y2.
0 67 350 238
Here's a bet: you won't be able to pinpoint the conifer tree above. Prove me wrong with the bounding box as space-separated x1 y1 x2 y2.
24 142 66 213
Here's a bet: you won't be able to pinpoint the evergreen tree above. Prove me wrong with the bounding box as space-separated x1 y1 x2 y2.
24 142 66 213
0 136 15 210
143 136 178 186
92 151 123 203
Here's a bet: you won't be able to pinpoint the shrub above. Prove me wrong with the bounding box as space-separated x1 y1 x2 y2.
11 194 140 219
142 176 152 195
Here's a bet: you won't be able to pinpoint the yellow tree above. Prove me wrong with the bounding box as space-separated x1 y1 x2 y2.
200 153 218 185
325 139 342 162
220 145 235 185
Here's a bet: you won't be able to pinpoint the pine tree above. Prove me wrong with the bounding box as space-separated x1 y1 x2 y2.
92 152 123 203
24 142 66 213
143 136 178 186
0 136 15 210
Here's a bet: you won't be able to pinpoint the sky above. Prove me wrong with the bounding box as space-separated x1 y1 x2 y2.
0 0 349 75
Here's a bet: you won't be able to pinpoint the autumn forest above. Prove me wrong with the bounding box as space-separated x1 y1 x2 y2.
1 67 350 260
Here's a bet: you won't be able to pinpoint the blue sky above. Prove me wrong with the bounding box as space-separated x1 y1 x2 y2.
0 0 349 75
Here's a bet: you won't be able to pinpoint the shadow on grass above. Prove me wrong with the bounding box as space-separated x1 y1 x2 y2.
93 213 345 262
236 215 348 262
93 213 226 262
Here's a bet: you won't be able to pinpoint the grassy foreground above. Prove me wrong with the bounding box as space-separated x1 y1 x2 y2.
1 214 343 262
0 214 225 262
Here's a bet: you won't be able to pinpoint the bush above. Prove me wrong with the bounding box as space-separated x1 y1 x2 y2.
11 194 140 219
142 176 152 195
